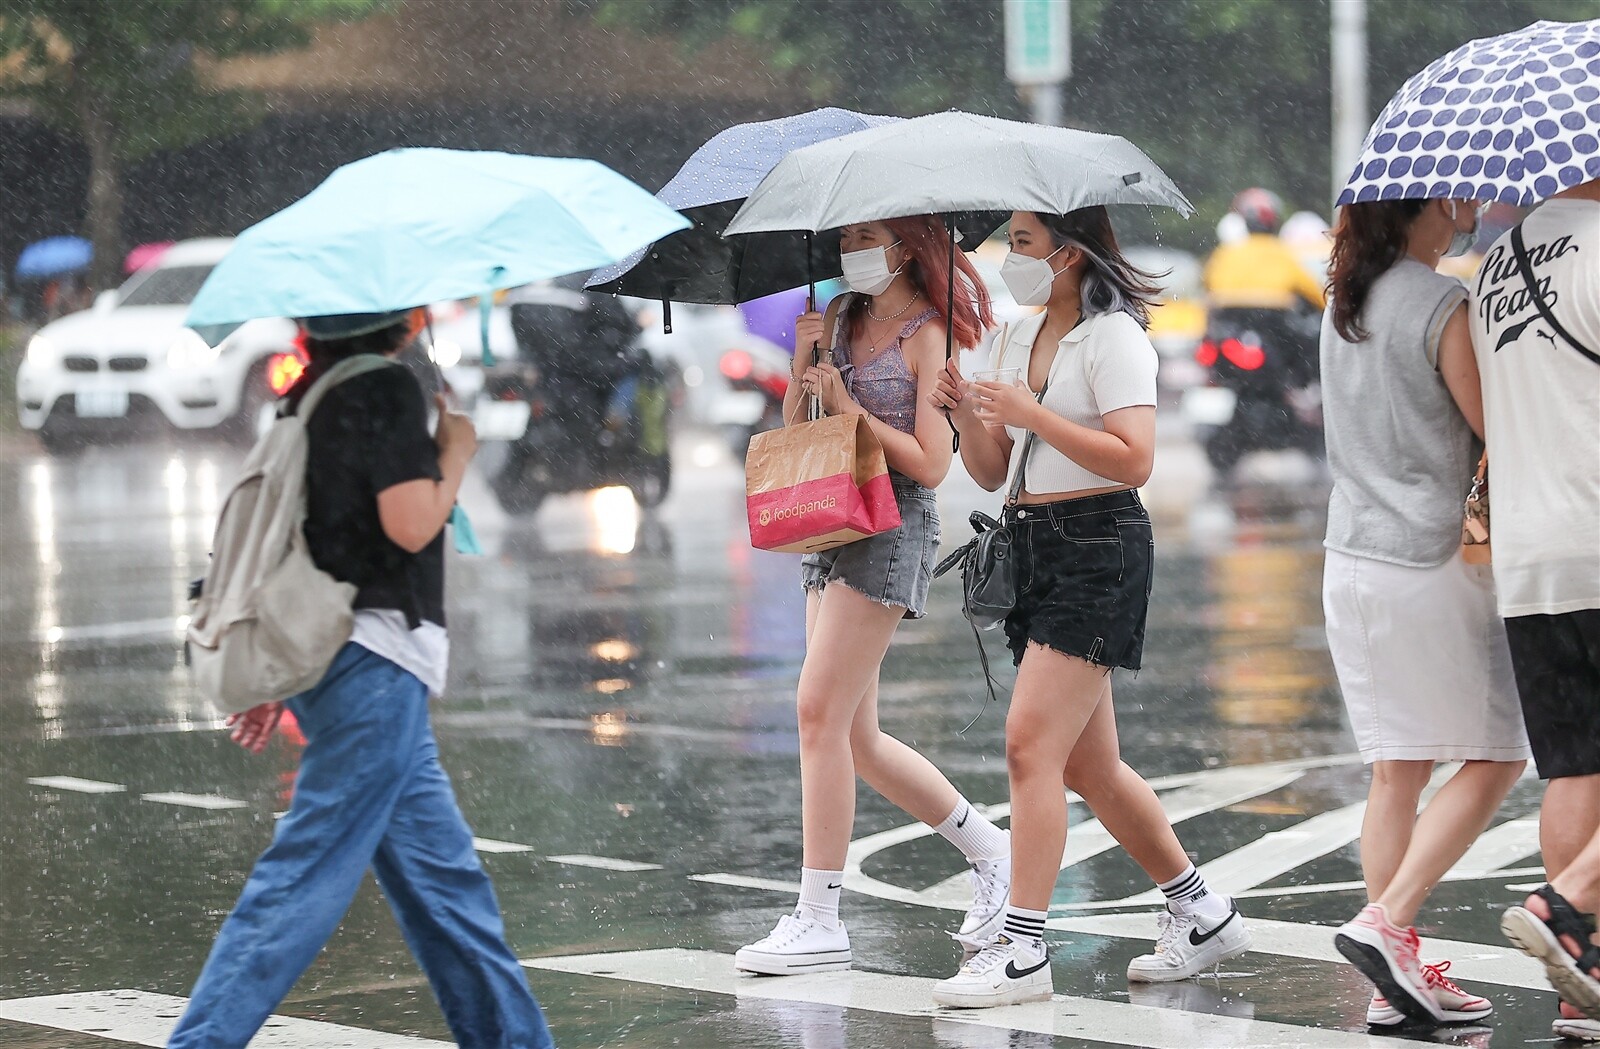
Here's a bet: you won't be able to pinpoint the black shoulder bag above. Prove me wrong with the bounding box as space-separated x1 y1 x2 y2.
933 382 1048 726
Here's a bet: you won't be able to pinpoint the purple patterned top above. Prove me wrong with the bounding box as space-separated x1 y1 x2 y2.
828 295 939 436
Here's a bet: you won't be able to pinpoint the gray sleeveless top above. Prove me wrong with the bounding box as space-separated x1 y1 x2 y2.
1321 258 1477 567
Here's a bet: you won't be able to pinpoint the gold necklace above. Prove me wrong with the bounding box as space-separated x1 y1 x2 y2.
866 293 919 323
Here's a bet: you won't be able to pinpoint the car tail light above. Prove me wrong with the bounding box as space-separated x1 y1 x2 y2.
530 399 547 419
1196 339 1218 367
267 351 307 396
1220 337 1266 371
720 349 753 382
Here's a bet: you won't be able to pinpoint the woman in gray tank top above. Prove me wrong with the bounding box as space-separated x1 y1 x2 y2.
1321 197 1530 1027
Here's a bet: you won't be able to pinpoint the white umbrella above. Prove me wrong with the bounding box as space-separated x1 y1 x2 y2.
724 111 1193 238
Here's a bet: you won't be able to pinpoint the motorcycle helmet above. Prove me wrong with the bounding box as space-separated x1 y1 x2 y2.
1231 188 1286 236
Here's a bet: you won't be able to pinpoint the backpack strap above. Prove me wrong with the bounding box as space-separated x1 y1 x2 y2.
1510 224 1600 367
295 355 402 422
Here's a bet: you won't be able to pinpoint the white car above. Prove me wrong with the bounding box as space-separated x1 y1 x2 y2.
16 238 296 451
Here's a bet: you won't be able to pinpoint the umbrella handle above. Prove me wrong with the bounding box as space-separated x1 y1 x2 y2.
945 216 960 453
807 230 820 367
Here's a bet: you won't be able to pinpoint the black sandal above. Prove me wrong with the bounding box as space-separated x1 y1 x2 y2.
1503 884 1600 1018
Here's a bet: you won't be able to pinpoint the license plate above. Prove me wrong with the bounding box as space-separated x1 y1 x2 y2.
474 400 531 441
1181 387 1236 427
75 388 129 418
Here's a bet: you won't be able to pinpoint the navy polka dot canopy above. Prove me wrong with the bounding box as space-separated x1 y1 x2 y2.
1338 18 1600 207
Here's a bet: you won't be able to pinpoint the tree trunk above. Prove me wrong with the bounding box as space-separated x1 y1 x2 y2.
77 83 123 294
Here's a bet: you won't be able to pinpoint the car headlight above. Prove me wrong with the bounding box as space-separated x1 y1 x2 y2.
167 329 221 370
25 334 56 365
429 338 463 369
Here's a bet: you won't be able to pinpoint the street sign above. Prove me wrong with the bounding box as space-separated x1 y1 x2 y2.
1005 0 1071 86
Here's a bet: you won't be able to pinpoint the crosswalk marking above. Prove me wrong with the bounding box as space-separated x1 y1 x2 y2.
0 989 449 1047
140 792 249 811
547 854 662 872
521 948 1399 1048
27 776 125 794
470 837 535 854
689 872 797 893
1046 913 1548 991
1451 815 1541 877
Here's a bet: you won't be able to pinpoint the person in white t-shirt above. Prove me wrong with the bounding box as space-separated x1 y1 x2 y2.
1470 177 1600 1027
927 208 1251 1009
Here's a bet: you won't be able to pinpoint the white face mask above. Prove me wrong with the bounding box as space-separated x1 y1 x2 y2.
1446 200 1483 258
840 241 904 296
1000 243 1068 306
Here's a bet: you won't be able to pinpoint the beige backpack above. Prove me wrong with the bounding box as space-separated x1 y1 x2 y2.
187 354 397 712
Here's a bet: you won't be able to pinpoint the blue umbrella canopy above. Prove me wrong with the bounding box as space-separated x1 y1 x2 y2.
586 108 899 305
1338 18 1600 207
15 236 92 282
186 148 689 328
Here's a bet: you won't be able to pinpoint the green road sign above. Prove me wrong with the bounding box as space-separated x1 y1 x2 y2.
1004 0 1071 85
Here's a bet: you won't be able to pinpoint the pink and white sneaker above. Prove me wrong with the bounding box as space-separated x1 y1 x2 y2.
1420 960 1491 1022
1335 903 1444 1024
1367 991 1403 1027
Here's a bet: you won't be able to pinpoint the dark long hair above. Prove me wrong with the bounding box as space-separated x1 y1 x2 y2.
301 321 412 378
1033 207 1163 329
845 213 994 350
1327 200 1428 342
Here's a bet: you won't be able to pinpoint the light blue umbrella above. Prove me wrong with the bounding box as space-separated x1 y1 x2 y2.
585 108 898 306
1338 18 1600 207
186 148 690 338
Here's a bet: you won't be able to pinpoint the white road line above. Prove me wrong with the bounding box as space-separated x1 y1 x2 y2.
1046 914 1549 992
470 837 535 854
141 791 249 811
30 617 186 644
521 948 1397 1048
0 988 449 1047
1451 816 1540 877
27 776 125 794
920 765 1307 908
689 872 798 893
546 854 661 872
1228 865 1547 901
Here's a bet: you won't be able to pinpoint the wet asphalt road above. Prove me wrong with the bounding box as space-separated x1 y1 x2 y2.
0 429 1556 1047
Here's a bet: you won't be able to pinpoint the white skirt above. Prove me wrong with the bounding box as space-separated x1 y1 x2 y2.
1323 548 1532 763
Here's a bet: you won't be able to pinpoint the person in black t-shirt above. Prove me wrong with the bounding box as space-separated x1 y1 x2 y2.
168 311 554 1049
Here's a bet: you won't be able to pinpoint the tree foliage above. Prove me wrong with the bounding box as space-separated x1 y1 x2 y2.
584 0 1600 248
0 0 384 284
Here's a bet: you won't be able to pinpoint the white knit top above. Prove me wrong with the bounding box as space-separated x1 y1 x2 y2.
991 309 1159 497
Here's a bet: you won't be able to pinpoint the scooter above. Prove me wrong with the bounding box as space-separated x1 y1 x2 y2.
481 290 673 516
1182 307 1323 481
717 341 791 457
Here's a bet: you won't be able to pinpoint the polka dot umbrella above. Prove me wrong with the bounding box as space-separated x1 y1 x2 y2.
1337 18 1600 207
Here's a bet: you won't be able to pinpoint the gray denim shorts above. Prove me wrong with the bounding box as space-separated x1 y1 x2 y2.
800 478 941 619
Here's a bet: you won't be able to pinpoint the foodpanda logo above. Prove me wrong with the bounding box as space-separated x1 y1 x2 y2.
759 509 772 526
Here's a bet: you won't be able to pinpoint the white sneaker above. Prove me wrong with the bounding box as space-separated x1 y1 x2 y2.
1126 900 1252 982
735 911 851 976
952 853 1011 959
1556 1012 1600 1042
1367 991 1404 1027
932 934 1052 1009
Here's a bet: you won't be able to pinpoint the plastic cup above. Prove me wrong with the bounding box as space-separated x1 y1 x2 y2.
972 367 1023 386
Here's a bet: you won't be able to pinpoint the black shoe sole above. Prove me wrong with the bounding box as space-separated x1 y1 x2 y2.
1335 933 1440 1027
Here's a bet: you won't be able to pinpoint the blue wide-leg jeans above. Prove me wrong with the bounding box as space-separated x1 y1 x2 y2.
168 644 554 1049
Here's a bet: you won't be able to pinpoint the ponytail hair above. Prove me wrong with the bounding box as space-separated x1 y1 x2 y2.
1034 207 1163 330
1327 200 1428 342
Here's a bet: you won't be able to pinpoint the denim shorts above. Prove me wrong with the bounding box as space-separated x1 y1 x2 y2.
1003 489 1153 670
801 477 941 619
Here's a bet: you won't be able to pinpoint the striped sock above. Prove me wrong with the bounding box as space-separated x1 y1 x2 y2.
1158 864 1230 920
1002 905 1047 949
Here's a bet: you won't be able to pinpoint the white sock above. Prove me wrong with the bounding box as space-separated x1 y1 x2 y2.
1158 864 1231 921
797 867 844 928
1001 905 1048 950
935 797 1009 863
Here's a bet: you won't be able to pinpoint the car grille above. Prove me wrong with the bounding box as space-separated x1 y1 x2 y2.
63 356 98 372
108 356 148 372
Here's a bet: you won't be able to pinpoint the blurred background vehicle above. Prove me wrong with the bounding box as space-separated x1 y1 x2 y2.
477 283 674 515
15 237 296 453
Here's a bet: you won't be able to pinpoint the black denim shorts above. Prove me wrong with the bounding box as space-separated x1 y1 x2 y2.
1002 490 1153 671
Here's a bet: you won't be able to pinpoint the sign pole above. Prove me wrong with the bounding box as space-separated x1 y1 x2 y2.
1005 0 1071 127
